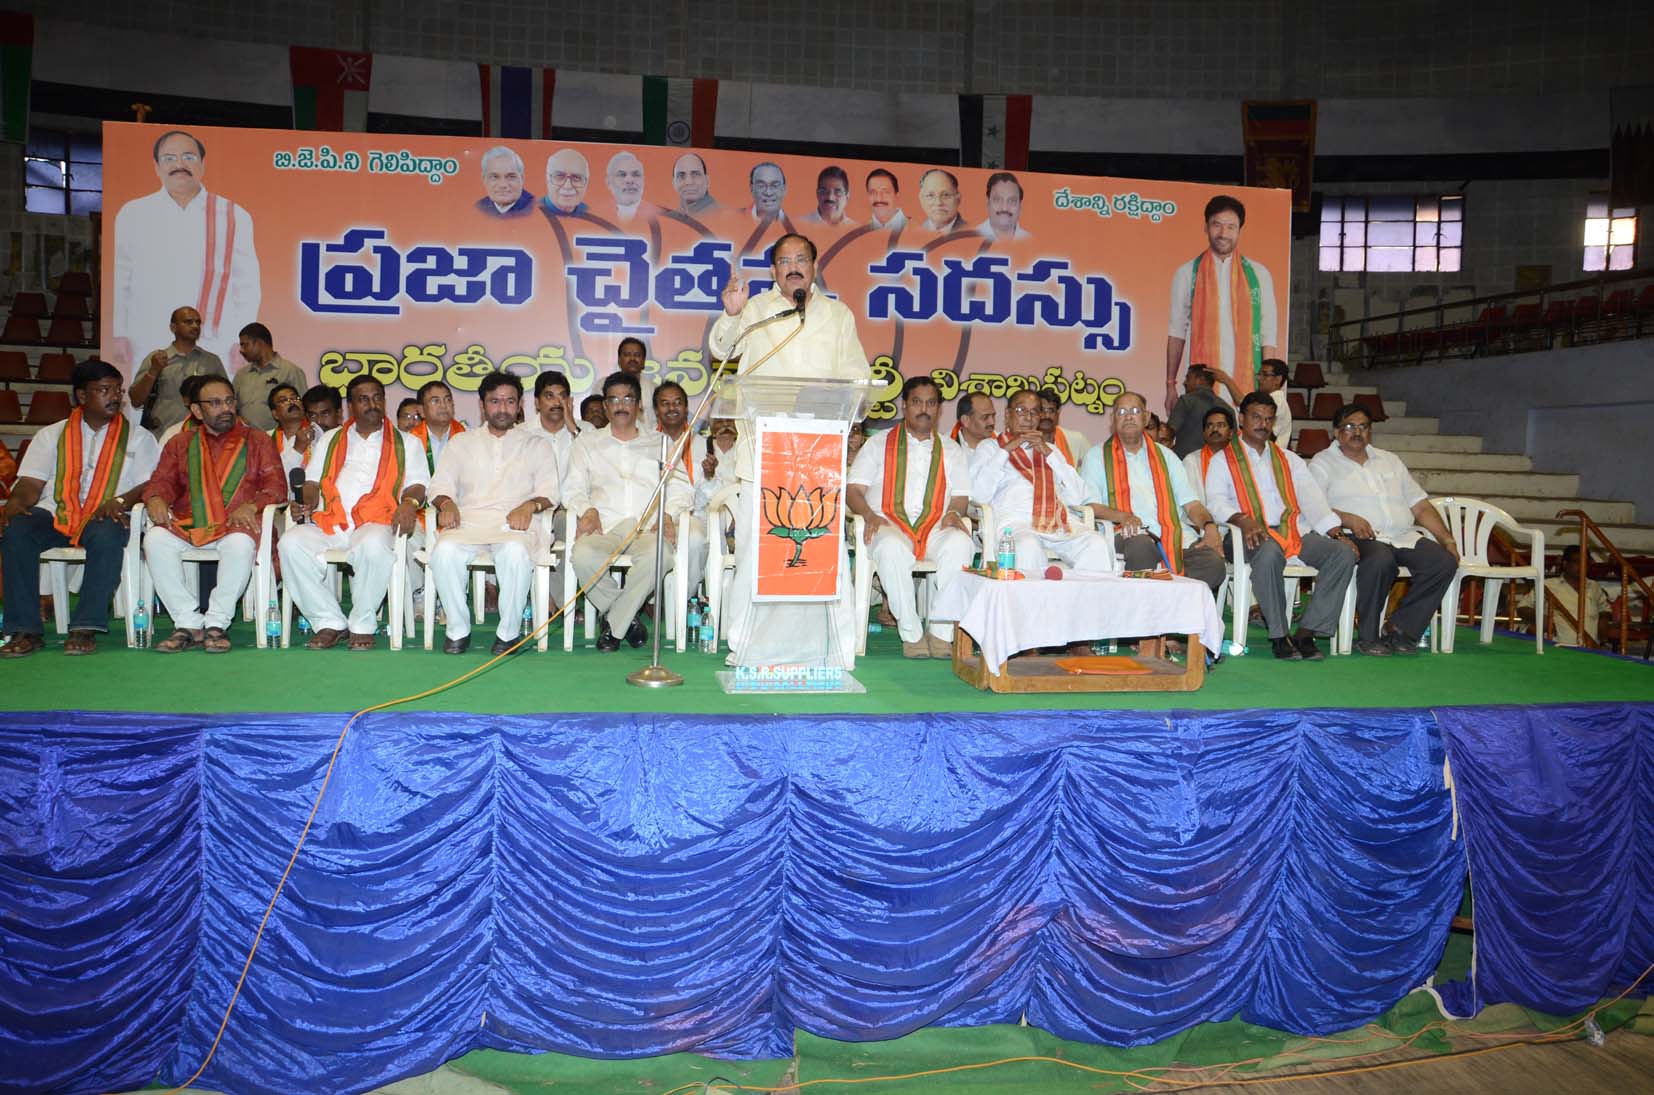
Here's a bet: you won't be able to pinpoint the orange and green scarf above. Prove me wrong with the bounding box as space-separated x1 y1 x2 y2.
1050 428 1076 467
1098 436 1183 573
408 419 465 474
313 422 406 534
882 427 949 557
1223 437 1302 558
52 409 129 545
1000 433 1069 535
1188 251 1263 390
177 424 249 546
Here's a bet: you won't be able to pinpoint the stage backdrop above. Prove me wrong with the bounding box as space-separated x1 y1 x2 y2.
98 122 1291 442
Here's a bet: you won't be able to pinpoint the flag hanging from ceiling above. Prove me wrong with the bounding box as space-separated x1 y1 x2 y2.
958 93 1031 170
641 75 718 146
290 46 373 131
479 64 555 139
0 11 33 145
1610 85 1654 208
1242 100 1317 213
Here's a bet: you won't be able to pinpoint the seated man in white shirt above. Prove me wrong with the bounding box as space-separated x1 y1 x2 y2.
969 389 1112 576
1078 391 1226 593
564 371 691 651
1309 404 1459 655
426 372 561 656
278 376 428 650
847 377 973 659
1181 403 1234 507
1203 392 1357 661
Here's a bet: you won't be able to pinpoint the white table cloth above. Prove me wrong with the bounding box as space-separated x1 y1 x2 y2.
929 570 1224 674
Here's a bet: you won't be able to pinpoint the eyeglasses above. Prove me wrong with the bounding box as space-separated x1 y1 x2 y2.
1336 423 1372 434
1009 406 1039 418
775 255 812 269
1114 407 1145 418
158 152 201 166
549 171 587 186
196 397 237 410
604 394 639 406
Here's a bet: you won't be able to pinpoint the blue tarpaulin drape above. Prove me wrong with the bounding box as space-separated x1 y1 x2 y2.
0 703 1647 1095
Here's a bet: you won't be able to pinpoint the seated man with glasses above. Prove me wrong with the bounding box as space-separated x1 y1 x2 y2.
143 378 285 653
564 371 692 652
1078 391 1226 594
1309 404 1459 656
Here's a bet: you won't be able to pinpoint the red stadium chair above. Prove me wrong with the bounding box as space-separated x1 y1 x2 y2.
1542 299 1571 327
0 389 22 422
1295 428 1331 458
1603 290 1633 317
0 350 28 382
1637 285 1654 313
25 390 71 425
1287 392 1309 421
36 352 76 383
1511 302 1542 327
1 314 41 344
1309 393 1342 421
52 294 91 320
9 292 47 318
1352 393 1389 423
43 316 89 346
1572 296 1600 324
55 271 92 296
1291 361 1326 392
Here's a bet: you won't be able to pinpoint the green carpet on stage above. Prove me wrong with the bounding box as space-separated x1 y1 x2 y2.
5 615 1649 717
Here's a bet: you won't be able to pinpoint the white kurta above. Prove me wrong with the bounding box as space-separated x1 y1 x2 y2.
1309 444 1428 548
563 426 691 527
426 426 562 553
113 186 260 368
1203 440 1338 539
1167 252 1278 376
302 425 430 533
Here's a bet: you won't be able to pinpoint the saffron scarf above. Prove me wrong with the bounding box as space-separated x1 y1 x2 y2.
313 423 406 534
1188 251 1263 390
1099 437 1183 573
177 424 250 546
882 427 948 557
999 433 1069 534
408 419 466 474
1222 438 1302 558
51 409 130 545
1050 428 1075 466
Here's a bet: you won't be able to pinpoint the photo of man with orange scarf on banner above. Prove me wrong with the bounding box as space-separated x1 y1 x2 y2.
1163 194 1277 416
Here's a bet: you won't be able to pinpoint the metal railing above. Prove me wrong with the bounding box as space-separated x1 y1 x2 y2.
1324 268 1654 370
1553 509 1653 659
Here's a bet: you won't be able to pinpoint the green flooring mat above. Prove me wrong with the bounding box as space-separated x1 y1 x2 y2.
4 614 1649 717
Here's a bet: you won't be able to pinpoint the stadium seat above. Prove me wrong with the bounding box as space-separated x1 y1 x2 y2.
1286 392 1309 421
1295 428 1331 458
36 352 76 383
1511 302 1542 327
0 389 21 422
1542 299 1572 327
0 350 29 382
1 314 41 343
1572 296 1599 324
1309 393 1341 421
1352 393 1389 422
52 294 91 320
1290 361 1326 393
44 316 90 346
1602 290 1633 317
56 271 92 296
9 292 47 318
25 390 71 424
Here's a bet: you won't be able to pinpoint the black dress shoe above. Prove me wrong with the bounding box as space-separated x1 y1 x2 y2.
624 618 647 648
1355 637 1392 656
596 620 620 652
490 636 524 656
442 635 471 655
1384 631 1420 655
1293 633 1326 661
1271 636 1303 660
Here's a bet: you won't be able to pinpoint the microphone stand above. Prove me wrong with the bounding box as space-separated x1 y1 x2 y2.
625 301 806 688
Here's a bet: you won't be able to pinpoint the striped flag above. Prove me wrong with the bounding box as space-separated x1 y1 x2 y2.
0 12 33 145
1242 100 1317 212
479 64 555 139
641 75 717 146
290 46 372 131
959 94 1031 170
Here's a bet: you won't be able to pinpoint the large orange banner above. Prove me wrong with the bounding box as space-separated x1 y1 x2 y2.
99 122 1291 439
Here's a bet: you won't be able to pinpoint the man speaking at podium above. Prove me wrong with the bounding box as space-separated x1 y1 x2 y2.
708 234 872 666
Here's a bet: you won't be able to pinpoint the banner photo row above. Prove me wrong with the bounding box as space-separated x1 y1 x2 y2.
99 122 1291 441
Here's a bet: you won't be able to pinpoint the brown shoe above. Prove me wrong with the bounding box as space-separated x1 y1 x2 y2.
63 629 98 655
901 639 930 659
926 634 953 659
0 633 45 658
306 627 347 650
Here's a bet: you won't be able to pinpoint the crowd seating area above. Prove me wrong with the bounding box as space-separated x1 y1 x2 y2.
0 272 97 484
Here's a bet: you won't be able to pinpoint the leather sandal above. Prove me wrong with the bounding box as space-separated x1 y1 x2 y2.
203 627 232 654
347 631 376 650
0 633 45 658
306 627 347 650
155 629 203 654
63 629 99 656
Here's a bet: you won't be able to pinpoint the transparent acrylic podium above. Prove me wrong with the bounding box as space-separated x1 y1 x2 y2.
712 375 871 693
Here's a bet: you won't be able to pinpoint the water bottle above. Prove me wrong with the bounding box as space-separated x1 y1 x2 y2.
996 527 1016 573
132 600 149 648
1223 639 1248 657
699 616 716 654
297 615 312 642
686 597 702 636
522 602 534 634
264 597 282 647
1418 623 1431 650
0 608 8 645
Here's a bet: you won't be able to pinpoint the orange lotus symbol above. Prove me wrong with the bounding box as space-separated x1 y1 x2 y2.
762 485 838 567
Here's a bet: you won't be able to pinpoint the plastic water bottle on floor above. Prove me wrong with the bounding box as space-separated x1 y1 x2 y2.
1418 623 1431 650
686 597 702 638
1223 639 1247 657
297 615 312 643
522 602 533 635
264 597 282 647
133 600 149 648
699 614 716 654
997 527 1016 573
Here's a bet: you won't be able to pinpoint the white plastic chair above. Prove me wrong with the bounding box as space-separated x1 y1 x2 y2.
278 515 411 650
130 503 279 647
562 507 690 652
41 502 143 645
1432 496 1545 654
1225 528 1357 655
1331 525 1443 656
701 483 742 653
849 512 975 656
413 510 562 652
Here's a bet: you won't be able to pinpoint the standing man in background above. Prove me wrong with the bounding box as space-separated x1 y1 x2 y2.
231 323 306 432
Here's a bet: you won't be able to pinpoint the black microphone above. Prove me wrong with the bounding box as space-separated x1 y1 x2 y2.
792 287 807 319
288 467 308 524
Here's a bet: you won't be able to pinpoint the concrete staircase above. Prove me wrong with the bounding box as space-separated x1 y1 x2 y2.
1291 362 1653 557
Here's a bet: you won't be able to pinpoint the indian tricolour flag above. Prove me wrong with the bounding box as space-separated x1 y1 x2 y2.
641 75 717 146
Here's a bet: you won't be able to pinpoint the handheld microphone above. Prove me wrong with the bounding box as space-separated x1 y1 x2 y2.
288 467 308 524
792 287 807 319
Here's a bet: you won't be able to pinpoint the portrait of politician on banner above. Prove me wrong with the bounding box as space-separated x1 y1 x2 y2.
751 419 847 602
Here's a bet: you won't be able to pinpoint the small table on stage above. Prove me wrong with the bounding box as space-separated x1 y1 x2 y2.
929 571 1224 694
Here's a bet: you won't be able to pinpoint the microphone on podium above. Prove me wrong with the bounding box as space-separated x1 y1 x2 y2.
792 287 807 320
288 467 308 523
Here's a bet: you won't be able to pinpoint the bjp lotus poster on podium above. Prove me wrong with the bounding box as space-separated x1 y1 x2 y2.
98 121 1291 447
752 419 846 601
